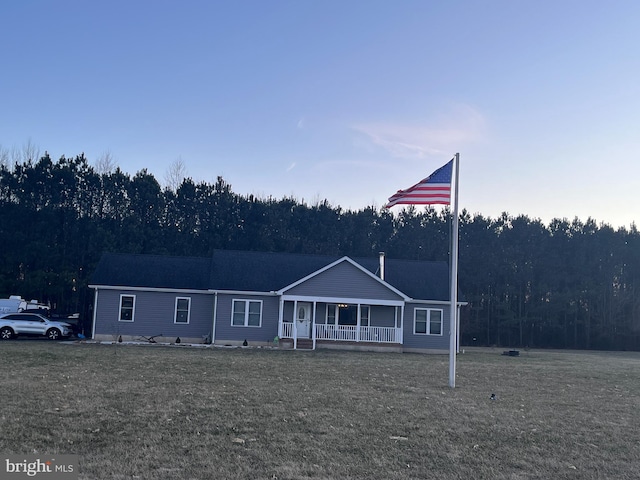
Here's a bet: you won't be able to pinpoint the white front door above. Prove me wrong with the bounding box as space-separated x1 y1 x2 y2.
296 302 312 338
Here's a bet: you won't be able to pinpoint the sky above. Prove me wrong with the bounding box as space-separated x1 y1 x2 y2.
1 1 639 228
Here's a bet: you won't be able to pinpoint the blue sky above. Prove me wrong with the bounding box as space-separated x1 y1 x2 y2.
2 1 639 228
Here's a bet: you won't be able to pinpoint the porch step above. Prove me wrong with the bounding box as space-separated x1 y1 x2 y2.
295 339 314 350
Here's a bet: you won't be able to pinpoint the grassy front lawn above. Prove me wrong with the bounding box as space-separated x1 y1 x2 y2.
1 343 639 479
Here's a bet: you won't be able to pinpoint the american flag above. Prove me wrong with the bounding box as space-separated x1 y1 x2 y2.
385 159 453 208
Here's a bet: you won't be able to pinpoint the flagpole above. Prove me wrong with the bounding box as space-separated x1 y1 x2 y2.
383 155 459 387
449 153 460 388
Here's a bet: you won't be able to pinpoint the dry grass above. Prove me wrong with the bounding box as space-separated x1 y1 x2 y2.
1 342 639 479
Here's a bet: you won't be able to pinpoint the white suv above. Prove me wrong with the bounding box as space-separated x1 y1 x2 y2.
0 313 73 340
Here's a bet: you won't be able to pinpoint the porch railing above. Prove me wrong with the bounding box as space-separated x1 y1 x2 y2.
356 325 399 343
281 322 400 344
281 321 294 339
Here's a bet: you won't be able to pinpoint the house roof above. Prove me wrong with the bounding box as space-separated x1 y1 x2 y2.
354 256 450 301
90 253 212 291
90 250 452 301
209 250 341 292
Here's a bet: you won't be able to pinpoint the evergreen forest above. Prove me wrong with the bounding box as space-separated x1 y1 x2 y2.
1 153 638 350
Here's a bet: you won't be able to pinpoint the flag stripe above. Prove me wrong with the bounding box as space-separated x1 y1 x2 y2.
387 191 450 200
384 160 453 208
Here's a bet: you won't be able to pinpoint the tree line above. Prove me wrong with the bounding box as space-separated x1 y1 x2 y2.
1 153 638 350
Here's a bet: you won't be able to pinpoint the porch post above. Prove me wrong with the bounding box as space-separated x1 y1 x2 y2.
312 301 317 350
356 303 361 342
278 298 284 339
399 305 405 345
293 300 298 350
393 306 397 343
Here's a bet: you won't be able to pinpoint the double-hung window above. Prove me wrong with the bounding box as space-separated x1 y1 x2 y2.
174 297 191 324
232 299 262 327
325 304 337 325
360 306 370 327
119 295 136 322
414 308 443 335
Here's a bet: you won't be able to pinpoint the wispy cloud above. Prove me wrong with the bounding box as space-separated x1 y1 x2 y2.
313 158 385 171
286 162 297 172
351 104 488 159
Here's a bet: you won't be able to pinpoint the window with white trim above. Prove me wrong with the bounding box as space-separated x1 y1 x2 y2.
324 304 370 326
414 308 443 335
119 295 135 322
360 305 370 327
231 299 262 327
338 305 357 325
174 297 191 324
325 304 337 325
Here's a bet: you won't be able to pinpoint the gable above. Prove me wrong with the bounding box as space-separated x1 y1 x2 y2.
281 259 405 301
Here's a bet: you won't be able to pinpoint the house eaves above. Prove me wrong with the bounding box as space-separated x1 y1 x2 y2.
88 285 212 295
208 289 279 296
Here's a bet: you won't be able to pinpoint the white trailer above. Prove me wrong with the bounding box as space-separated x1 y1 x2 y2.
0 296 50 314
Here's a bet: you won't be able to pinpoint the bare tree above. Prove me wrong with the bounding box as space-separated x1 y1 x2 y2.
164 156 188 192
0 145 9 170
1 139 41 165
4 139 42 164
21 138 41 163
95 150 118 174
9 146 21 164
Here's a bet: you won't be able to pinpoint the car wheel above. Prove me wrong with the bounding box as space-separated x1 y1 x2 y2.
0 327 14 340
46 328 61 340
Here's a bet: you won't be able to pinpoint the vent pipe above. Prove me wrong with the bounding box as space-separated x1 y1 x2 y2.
379 252 385 280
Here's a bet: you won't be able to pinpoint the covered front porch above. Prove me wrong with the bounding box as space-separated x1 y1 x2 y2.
277 297 404 350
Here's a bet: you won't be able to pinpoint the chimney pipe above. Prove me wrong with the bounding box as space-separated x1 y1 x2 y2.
379 252 385 280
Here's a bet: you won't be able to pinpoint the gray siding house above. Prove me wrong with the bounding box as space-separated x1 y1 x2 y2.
89 250 463 353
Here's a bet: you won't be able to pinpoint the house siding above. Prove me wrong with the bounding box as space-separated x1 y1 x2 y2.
402 302 450 351
370 305 396 327
284 261 403 301
214 293 279 344
94 288 214 341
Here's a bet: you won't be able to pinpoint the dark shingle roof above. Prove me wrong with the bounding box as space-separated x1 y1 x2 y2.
355 256 450 301
90 253 212 290
209 250 341 292
90 250 452 301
